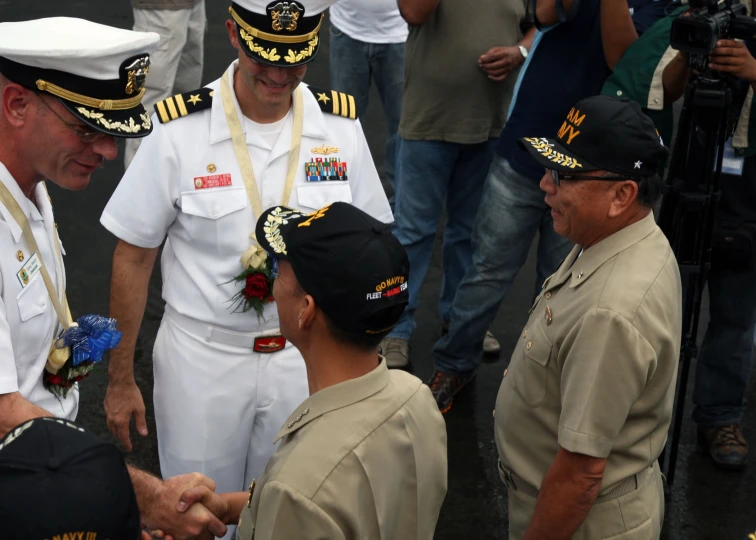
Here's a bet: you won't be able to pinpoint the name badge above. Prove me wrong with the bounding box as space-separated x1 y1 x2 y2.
194 173 232 189
721 138 744 177
17 252 41 287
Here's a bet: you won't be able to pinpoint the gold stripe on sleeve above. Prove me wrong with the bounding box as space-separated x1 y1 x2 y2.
175 94 189 117
347 94 356 120
331 90 340 115
166 97 179 120
156 101 170 123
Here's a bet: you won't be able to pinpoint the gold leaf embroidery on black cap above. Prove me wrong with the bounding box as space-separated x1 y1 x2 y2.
263 207 305 255
239 29 281 62
523 138 583 169
75 108 152 134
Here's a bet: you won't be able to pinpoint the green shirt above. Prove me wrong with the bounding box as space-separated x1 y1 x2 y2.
601 8 756 157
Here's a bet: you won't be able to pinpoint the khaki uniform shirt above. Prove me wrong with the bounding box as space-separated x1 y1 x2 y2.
495 212 682 492
237 359 447 540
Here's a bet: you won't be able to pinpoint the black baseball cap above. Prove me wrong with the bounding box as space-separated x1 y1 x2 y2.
256 202 409 334
518 95 669 177
0 418 141 539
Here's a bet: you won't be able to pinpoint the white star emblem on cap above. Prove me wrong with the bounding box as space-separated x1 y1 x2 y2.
634 160 642 169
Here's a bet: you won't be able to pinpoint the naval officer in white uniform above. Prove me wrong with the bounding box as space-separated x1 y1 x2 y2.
101 1 392 537
0 18 159 434
0 18 244 540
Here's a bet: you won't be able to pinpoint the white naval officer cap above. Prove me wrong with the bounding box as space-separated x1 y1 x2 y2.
0 17 160 138
229 0 336 67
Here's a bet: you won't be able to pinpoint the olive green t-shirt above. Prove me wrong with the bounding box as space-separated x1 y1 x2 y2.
399 0 529 144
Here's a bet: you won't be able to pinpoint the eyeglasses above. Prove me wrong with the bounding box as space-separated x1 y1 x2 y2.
546 169 634 186
35 93 107 143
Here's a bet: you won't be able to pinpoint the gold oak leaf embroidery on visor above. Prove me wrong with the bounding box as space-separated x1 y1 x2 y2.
75 108 152 134
284 36 319 64
263 207 305 255
239 28 282 62
523 137 583 169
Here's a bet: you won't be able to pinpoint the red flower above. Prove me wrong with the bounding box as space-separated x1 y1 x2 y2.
243 273 271 300
45 374 72 387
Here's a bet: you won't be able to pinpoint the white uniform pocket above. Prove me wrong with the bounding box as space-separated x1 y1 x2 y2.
296 183 353 210
179 187 249 256
17 276 48 322
181 186 248 219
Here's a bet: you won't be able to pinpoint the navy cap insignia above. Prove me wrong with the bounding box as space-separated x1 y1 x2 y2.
124 55 150 95
268 1 304 32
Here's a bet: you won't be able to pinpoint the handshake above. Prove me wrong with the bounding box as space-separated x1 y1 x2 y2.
135 469 235 540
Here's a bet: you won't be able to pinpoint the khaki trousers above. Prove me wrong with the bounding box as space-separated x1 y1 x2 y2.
508 461 665 540
124 0 206 168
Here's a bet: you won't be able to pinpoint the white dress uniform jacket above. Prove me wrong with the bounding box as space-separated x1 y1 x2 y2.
100 61 391 539
0 162 76 420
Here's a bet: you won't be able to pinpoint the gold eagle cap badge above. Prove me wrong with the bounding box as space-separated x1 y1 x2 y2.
268 1 304 32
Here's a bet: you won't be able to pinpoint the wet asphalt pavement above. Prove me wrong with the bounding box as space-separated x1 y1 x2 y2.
3 1 756 538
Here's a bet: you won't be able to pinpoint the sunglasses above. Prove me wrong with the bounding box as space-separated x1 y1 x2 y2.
546 169 633 186
35 93 107 144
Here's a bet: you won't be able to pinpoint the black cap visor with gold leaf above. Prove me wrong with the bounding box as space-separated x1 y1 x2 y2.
0 54 153 138
229 1 323 68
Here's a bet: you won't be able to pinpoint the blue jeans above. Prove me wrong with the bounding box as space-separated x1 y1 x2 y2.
388 138 496 341
329 25 404 207
692 267 756 426
433 155 573 374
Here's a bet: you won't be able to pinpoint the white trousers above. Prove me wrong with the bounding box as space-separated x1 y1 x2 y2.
125 1 206 169
153 310 308 540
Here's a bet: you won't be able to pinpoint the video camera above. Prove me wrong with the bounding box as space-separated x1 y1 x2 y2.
670 0 756 72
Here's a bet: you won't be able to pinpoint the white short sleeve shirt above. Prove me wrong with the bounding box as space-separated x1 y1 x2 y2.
0 162 77 419
101 62 392 333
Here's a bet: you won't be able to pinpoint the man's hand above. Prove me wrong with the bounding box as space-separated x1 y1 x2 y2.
709 39 756 82
104 378 147 452
143 473 228 540
479 46 525 81
177 486 233 524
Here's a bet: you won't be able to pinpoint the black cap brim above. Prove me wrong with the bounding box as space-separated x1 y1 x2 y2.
256 206 309 260
517 137 600 173
235 24 321 68
60 99 153 139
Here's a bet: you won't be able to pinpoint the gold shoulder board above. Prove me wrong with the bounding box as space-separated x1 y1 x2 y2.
306 86 358 120
154 87 214 124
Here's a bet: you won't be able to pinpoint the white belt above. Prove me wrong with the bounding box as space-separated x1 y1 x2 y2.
164 305 282 349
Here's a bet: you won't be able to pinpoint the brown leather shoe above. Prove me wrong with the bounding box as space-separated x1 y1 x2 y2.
697 424 749 470
427 370 476 414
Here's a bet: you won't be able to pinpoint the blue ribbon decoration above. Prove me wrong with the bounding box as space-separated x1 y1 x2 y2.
55 314 123 366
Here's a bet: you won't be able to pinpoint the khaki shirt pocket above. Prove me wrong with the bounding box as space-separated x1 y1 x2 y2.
296 183 353 210
17 276 48 322
512 320 553 408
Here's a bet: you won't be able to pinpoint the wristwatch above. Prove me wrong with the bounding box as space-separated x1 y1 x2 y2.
518 45 528 60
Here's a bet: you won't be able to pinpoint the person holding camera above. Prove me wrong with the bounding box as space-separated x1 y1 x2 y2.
601 5 756 470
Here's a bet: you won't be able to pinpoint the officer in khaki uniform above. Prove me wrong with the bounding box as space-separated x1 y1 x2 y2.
496 96 682 539
177 202 447 539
